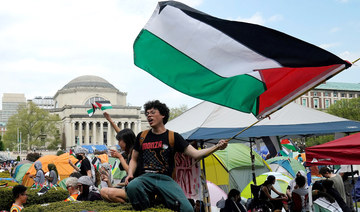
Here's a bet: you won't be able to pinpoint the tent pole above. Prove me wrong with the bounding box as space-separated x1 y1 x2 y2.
250 138 256 185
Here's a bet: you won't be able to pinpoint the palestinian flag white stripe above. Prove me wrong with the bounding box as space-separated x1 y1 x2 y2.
145 5 281 79
134 1 351 118
95 101 112 111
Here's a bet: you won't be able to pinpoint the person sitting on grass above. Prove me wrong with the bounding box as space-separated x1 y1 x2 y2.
10 185 28 212
64 177 79 202
77 175 102 201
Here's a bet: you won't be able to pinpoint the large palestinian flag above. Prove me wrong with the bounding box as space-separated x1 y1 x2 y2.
134 1 352 118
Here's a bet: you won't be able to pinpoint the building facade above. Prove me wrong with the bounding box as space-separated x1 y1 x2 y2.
50 75 149 149
294 82 360 110
32 96 55 109
0 93 26 124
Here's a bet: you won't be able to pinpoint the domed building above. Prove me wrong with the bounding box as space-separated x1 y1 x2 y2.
51 75 148 149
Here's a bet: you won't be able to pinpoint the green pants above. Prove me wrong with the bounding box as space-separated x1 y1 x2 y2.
126 173 193 212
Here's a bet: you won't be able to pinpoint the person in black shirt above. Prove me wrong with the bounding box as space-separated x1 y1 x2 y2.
69 147 92 178
221 189 247 212
125 100 228 212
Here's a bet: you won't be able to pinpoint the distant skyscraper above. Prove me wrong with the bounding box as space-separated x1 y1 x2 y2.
0 93 26 124
32 96 55 109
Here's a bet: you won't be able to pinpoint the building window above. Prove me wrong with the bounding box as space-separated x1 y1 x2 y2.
325 99 330 109
349 94 353 98
341 93 346 98
324 92 329 97
313 98 318 109
334 92 337 97
89 136 92 144
302 98 307 107
313 92 317 97
85 97 107 106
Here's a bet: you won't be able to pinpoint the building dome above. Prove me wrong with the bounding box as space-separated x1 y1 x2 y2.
61 75 117 90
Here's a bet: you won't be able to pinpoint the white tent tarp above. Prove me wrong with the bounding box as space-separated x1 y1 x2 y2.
166 101 360 140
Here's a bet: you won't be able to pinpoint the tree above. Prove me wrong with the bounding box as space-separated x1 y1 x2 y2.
169 104 188 121
326 97 360 121
3 102 61 151
0 135 4 151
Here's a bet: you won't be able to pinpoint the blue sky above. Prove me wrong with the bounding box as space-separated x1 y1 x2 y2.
0 0 359 109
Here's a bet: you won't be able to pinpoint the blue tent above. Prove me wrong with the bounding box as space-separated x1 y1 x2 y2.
82 145 108 153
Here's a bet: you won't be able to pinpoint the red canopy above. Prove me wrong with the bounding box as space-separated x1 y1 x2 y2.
305 133 360 166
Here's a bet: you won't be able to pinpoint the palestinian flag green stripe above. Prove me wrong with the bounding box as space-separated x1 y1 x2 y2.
134 29 265 114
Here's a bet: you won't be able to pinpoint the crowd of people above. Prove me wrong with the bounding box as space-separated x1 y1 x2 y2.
7 100 360 212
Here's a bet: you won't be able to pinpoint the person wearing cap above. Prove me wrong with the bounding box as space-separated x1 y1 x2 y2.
64 177 79 202
68 147 92 178
76 176 102 201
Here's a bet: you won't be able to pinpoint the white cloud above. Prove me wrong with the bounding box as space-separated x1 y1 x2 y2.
0 0 205 109
319 42 340 50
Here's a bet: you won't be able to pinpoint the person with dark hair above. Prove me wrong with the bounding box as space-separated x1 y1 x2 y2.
45 163 59 186
125 100 228 211
194 200 205 212
100 112 137 203
220 189 246 212
319 167 346 203
291 175 309 212
322 180 351 212
76 176 102 201
10 185 27 212
68 146 92 178
259 175 287 212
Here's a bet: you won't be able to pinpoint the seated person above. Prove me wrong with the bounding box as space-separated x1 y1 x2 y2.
259 175 287 212
322 180 351 212
291 175 309 212
76 176 102 201
287 170 307 199
11 185 28 212
220 189 246 212
99 163 114 188
64 177 79 202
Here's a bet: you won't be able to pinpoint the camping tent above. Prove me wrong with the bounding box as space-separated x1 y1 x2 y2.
306 132 360 166
166 101 360 140
204 143 270 192
266 156 305 178
22 154 78 186
241 172 292 199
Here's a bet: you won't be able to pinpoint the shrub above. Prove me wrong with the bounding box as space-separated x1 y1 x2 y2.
0 171 11 178
26 152 42 162
0 186 68 211
22 200 172 212
56 150 65 156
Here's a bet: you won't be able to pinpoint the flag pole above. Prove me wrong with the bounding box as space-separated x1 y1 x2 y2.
353 57 360 64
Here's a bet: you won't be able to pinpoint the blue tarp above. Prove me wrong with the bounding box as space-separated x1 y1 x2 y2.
81 145 108 153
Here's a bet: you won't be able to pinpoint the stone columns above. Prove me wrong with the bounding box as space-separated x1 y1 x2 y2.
85 121 89 145
100 122 104 145
72 122 75 146
78 121 83 145
92 122 97 145
107 121 112 146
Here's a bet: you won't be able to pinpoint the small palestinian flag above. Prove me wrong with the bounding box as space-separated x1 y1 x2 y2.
111 160 119 176
95 101 112 111
92 157 101 171
281 139 298 151
69 149 76 158
87 103 98 117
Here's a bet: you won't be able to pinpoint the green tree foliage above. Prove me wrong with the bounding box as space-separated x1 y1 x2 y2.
26 152 42 162
169 104 188 121
3 102 61 151
303 134 334 147
326 97 360 121
0 135 4 151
